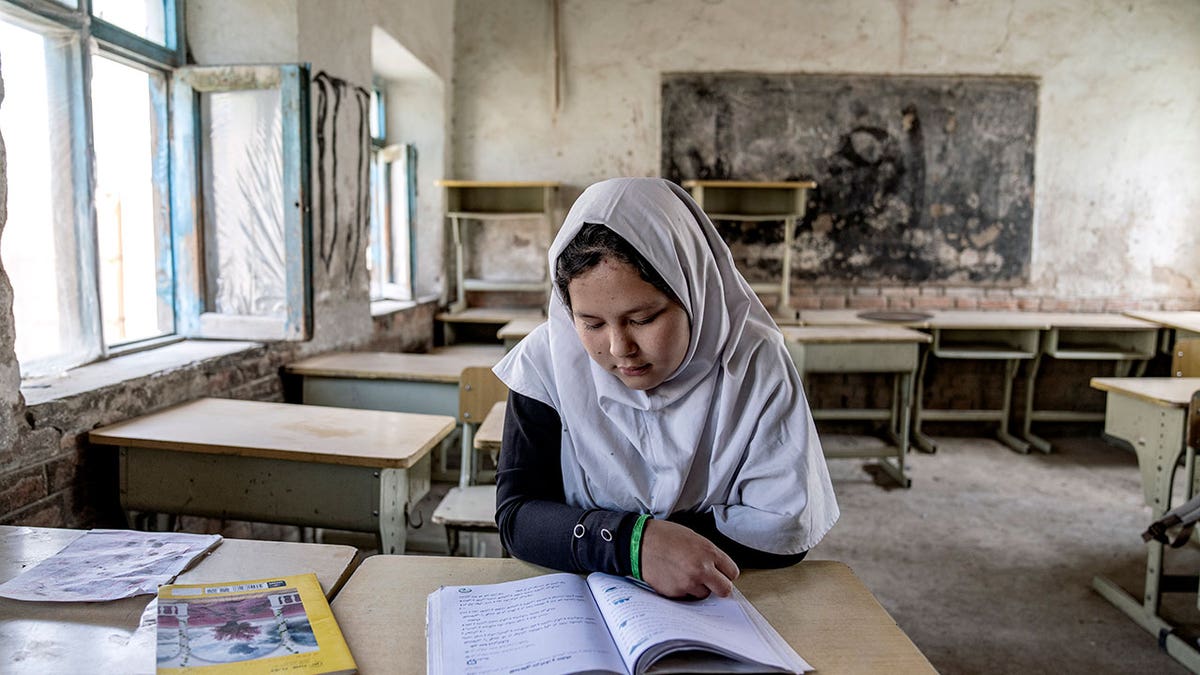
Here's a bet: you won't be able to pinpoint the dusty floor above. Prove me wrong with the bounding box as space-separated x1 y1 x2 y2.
396 431 1199 674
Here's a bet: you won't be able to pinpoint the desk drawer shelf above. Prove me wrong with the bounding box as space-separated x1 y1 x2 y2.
932 329 1039 358
1045 328 1157 360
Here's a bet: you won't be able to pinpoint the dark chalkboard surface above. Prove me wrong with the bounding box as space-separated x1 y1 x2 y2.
662 73 1037 283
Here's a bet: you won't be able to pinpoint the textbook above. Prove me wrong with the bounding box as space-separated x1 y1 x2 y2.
156 573 356 674
426 572 812 675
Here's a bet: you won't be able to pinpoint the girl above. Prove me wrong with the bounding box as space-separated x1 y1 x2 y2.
493 177 838 599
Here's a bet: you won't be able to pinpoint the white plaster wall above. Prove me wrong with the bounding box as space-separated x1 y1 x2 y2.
453 0 1200 301
386 78 447 299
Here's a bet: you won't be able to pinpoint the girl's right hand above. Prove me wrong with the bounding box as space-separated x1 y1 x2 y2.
639 518 740 598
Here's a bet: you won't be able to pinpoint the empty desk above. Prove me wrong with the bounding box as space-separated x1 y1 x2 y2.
0 525 359 674
284 345 506 483
910 312 1047 453
1019 313 1159 452
1089 377 1200 672
332 555 936 674
497 316 545 350
780 325 931 487
1125 310 1200 366
88 398 455 554
284 345 506 417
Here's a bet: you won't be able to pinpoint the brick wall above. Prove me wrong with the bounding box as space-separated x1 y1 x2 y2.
0 301 437 529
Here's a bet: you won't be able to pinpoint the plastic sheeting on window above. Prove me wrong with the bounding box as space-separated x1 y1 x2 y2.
201 88 287 318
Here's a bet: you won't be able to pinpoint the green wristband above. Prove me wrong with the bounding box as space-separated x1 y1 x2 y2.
630 514 651 581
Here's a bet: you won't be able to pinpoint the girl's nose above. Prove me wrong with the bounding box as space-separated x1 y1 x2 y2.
609 327 637 357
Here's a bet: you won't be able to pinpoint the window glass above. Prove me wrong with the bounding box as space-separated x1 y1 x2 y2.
91 55 172 346
0 17 98 376
91 0 167 46
200 89 286 317
367 150 390 301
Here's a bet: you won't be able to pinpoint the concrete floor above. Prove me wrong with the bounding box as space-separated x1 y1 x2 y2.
399 432 1198 674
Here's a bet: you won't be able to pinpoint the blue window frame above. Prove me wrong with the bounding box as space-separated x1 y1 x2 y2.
0 0 312 378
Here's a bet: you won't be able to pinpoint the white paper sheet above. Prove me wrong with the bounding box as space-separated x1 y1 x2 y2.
0 529 222 602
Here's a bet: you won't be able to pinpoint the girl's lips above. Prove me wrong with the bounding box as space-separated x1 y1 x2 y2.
617 364 650 376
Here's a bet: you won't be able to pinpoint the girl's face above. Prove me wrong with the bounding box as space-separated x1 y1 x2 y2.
567 257 690 391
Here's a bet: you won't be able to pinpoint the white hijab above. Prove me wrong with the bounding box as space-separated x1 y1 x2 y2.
494 178 838 554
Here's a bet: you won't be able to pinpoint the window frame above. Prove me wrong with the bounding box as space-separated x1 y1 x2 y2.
366 80 416 304
2 0 315 377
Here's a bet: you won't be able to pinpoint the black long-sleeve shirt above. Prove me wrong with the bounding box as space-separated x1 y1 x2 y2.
494 391 806 576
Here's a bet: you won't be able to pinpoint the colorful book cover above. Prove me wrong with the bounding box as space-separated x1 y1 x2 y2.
156 573 355 674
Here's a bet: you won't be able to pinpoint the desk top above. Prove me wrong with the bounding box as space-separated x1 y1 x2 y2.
435 307 546 325
88 398 455 469
682 179 818 190
0 525 359 674
1024 312 1159 330
780 325 931 344
1091 377 1200 408
801 309 931 326
332 555 934 674
925 311 1050 330
435 180 559 189
284 345 506 383
1125 310 1200 334
474 401 506 453
497 317 546 341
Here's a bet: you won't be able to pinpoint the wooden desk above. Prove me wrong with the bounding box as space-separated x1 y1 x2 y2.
436 307 545 346
683 180 816 314
88 398 455 554
333 555 934 673
780 326 931 487
1018 313 1159 452
906 311 1048 453
497 316 545 350
1125 310 1200 357
0 525 358 674
1089 377 1200 672
437 180 559 313
284 345 506 484
798 309 929 328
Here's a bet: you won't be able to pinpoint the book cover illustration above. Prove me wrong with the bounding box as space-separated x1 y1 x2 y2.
157 573 355 674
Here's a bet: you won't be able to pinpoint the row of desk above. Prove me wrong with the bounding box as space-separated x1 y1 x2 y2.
85 310 1197 548
0 525 937 673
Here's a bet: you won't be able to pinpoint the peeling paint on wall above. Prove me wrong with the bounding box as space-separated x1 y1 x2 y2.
662 73 1038 284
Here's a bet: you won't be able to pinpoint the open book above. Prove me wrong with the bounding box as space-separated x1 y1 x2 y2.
156 572 356 674
427 572 811 675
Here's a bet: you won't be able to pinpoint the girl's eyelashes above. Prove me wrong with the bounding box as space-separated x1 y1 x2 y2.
630 309 664 326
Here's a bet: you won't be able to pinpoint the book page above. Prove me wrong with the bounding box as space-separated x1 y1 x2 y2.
585 574 809 674
0 529 222 602
428 572 626 675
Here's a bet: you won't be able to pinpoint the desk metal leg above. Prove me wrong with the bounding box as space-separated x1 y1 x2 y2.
1020 351 1054 453
912 348 937 454
996 358 1031 453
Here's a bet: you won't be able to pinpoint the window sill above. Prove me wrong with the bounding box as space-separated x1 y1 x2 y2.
21 340 262 407
370 294 440 318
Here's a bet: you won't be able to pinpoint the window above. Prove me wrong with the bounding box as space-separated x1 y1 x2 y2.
366 81 415 302
0 0 312 377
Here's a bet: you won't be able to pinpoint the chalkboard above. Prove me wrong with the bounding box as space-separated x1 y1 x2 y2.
662 73 1037 283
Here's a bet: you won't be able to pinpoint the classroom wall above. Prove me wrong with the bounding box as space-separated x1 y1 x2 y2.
0 0 455 528
452 0 1200 311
